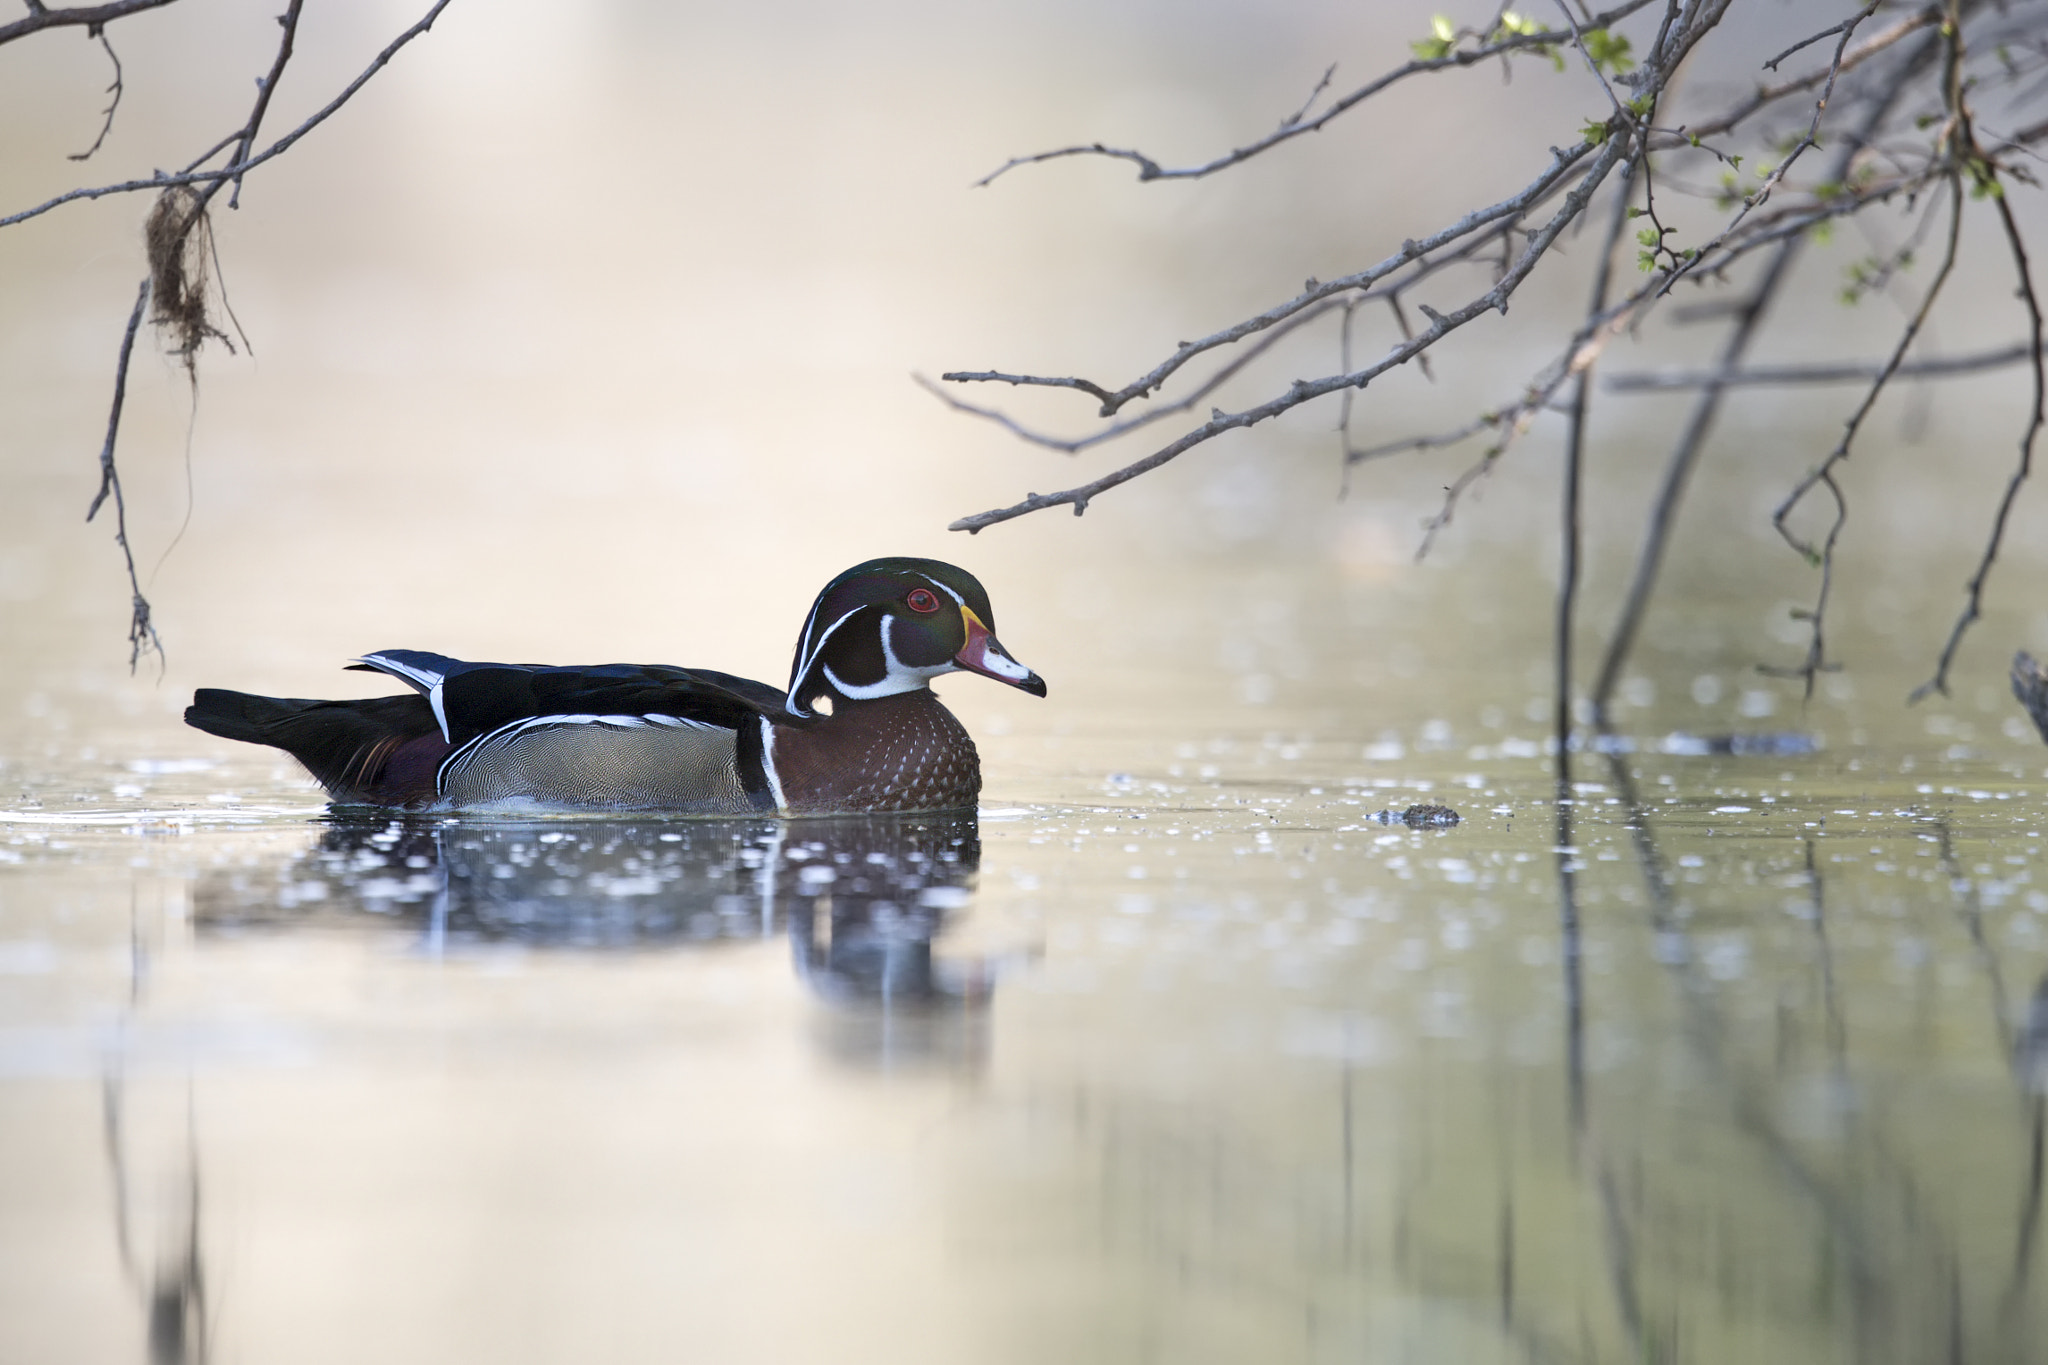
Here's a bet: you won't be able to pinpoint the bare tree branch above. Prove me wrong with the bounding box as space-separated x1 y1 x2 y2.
1560 162 1639 749
0 0 173 47
1648 0 1885 303
224 0 304 210
970 0 1661 187
1670 4 1940 144
950 131 1636 531
83 279 161 674
1763 0 1885 74
1277 62 1337 131
1605 341 2033 391
0 0 456 232
1768 173 1964 693
949 139 1604 423
1911 181 2047 702
917 299 1346 455
1587 17 1940 721
940 0 2039 712
6 0 458 664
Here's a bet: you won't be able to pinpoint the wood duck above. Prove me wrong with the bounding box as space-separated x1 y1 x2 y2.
183 558 1046 814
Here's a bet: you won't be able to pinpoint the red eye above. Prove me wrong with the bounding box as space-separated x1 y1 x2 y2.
905 588 941 613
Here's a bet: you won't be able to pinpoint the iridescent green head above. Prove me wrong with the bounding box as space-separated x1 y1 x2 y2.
785 558 1046 718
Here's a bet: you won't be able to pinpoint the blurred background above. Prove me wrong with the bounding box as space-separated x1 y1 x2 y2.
1 0 2041 755
6 2 2048 1361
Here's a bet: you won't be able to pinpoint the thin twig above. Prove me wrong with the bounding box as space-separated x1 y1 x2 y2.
1548 0 1629 121
1279 63 1337 130
970 0 1660 188
1350 411 1504 464
84 280 161 673
1764 1 1884 73
933 370 1114 405
1605 341 2033 390
1911 185 2046 702
224 0 304 210
918 299 1346 454
66 26 125 161
1767 173 1965 693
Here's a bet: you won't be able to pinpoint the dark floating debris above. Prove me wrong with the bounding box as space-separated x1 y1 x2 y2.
1370 803 1461 828
1659 732 1819 757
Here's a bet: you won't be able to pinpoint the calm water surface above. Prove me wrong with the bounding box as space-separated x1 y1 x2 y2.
6 684 2048 1364
7 4 2048 1360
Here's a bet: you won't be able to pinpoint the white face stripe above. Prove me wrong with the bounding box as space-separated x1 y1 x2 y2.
787 604 867 715
758 716 788 813
821 615 954 700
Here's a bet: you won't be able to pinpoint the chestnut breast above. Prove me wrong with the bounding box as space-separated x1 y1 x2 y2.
768 689 981 814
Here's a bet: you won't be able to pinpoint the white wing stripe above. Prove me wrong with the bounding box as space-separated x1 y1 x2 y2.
758 716 789 813
355 653 451 742
436 711 722 791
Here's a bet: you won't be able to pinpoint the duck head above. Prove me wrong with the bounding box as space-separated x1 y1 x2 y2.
785 558 1046 719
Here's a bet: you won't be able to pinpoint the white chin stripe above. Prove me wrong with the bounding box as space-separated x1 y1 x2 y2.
820 616 951 700
822 660 947 700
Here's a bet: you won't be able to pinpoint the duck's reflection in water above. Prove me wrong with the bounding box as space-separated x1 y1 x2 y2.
195 810 1009 1068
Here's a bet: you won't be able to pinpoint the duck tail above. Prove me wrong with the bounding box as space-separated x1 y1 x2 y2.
185 689 448 806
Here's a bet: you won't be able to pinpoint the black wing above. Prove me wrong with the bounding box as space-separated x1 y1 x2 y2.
350 651 796 752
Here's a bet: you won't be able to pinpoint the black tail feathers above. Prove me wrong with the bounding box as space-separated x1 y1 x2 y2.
184 689 445 805
185 689 311 745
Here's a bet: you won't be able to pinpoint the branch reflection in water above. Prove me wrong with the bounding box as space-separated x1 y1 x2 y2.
191 811 1011 1070
1590 750 2046 1363
103 896 211 1365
